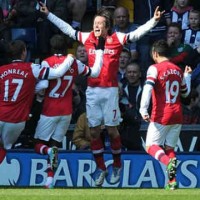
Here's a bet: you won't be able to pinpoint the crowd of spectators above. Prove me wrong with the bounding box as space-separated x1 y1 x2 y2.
1 0 200 151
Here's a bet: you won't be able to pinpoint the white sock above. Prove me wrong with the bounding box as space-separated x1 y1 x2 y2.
45 177 53 186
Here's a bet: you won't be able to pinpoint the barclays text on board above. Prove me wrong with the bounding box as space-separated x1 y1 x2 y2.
0 151 200 188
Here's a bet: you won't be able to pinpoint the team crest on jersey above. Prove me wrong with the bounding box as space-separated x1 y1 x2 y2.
107 37 113 44
69 68 74 73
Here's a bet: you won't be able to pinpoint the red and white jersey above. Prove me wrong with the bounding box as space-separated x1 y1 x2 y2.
0 61 47 123
141 60 189 125
47 12 157 87
41 55 88 116
78 31 126 87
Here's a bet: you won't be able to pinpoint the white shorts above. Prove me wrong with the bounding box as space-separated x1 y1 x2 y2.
86 87 121 127
145 122 182 148
0 121 25 149
34 114 71 142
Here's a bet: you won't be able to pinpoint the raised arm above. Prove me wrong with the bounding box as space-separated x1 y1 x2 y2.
39 2 77 40
47 55 75 79
76 37 105 77
88 37 105 77
128 6 165 42
181 66 192 98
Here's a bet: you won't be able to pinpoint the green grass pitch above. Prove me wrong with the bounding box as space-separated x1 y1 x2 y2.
0 188 200 200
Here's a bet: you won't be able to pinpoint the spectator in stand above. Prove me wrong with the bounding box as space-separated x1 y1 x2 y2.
170 0 193 30
113 6 138 60
74 43 88 94
70 82 86 125
72 112 91 150
67 0 87 30
119 62 144 151
182 87 200 124
140 39 192 190
72 112 110 151
0 39 78 166
117 48 131 84
39 3 164 187
183 10 200 49
36 0 69 59
166 22 195 70
101 0 117 14
0 0 16 40
5 0 41 28
34 34 105 189
1 0 69 60
132 0 172 76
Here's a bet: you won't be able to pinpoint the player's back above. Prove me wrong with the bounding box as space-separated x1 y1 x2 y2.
151 60 184 125
42 55 79 116
0 61 36 122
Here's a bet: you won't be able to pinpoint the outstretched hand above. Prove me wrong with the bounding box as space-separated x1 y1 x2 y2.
39 1 49 15
95 37 106 51
184 66 192 74
153 6 165 21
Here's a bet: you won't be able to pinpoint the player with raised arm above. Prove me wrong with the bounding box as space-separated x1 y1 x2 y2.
139 39 192 190
39 2 164 186
0 39 77 165
34 34 105 188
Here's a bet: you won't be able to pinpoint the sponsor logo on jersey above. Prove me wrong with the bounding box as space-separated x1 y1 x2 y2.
88 48 115 55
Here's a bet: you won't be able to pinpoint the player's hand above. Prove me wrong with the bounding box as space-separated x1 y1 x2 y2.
153 6 165 21
68 53 75 59
95 36 106 51
39 1 49 15
142 114 150 122
184 65 192 74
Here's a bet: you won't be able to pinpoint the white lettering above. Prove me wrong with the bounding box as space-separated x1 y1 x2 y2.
54 159 73 186
88 48 115 55
0 69 28 79
121 160 133 187
189 137 198 152
134 161 158 187
175 138 184 152
29 159 47 186
77 160 96 187
179 160 198 188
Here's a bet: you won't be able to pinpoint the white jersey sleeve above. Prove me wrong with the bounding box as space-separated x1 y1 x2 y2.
127 18 158 42
31 55 75 80
139 65 157 116
181 73 191 98
47 13 77 40
77 49 104 77
35 80 49 93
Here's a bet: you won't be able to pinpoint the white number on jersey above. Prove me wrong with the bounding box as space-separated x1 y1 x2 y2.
49 75 73 98
4 79 24 102
165 80 179 103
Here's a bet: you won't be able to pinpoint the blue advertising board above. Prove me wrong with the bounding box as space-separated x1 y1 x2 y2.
1 150 200 188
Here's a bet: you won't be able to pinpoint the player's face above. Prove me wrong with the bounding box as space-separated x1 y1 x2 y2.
189 13 200 29
93 16 108 37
